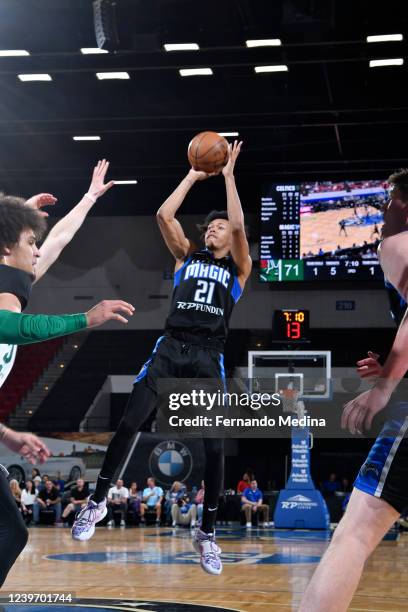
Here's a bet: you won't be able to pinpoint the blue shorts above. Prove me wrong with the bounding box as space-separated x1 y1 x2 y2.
354 402 408 514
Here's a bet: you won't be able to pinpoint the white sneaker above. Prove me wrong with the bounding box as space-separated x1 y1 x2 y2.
120 520 126 527
246 522 252 528
191 519 196 528
72 499 107 541
107 520 114 527
263 522 269 528
192 528 222 576
172 520 177 527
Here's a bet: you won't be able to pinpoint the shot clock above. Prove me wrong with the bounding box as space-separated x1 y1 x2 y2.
273 309 310 342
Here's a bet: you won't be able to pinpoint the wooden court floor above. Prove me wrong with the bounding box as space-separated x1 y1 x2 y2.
300 206 383 256
3 525 408 611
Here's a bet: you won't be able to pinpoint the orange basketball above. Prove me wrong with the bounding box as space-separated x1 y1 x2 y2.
187 131 229 173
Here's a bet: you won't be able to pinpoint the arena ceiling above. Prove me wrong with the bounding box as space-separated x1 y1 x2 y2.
0 0 407 215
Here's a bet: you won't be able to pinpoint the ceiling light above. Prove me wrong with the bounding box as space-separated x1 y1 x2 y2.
179 68 213 76
96 72 130 80
80 47 109 54
73 136 101 141
114 180 138 185
246 39 281 47
164 43 199 51
18 73 52 81
366 34 403 43
218 132 239 137
369 58 404 67
254 65 288 73
0 49 30 57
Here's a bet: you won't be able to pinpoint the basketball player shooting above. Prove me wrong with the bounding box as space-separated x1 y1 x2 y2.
72 140 252 576
299 169 408 611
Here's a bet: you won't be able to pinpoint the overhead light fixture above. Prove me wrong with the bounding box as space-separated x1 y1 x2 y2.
179 68 213 76
73 136 101 141
114 180 137 185
164 43 199 52
96 71 130 79
246 39 281 47
18 73 52 81
0 49 30 57
218 132 239 137
369 58 404 67
367 34 403 43
80 47 109 54
254 65 288 73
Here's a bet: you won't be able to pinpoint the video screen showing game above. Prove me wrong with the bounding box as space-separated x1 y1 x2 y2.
260 180 387 281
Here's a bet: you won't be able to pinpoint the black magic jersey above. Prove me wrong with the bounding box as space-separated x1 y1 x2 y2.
165 249 243 344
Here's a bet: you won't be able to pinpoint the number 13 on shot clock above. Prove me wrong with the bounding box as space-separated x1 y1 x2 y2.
273 309 310 341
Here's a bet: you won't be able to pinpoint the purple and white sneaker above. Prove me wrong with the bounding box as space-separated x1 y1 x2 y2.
71 499 107 541
192 528 222 575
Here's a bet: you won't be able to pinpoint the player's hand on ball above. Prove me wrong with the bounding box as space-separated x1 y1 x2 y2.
88 159 115 199
222 140 243 177
188 168 219 182
2 429 51 464
25 193 57 217
341 385 391 434
86 300 135 327
356 351 382 379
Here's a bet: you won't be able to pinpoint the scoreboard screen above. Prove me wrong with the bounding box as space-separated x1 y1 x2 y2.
260 180 387 282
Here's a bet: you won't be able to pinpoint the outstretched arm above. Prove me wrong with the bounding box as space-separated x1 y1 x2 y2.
222 141 252 285
156 169 215 263
32 160 115 282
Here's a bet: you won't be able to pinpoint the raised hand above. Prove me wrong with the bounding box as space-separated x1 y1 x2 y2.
25 193 57 218
187 168 220 182
222 140 243 178
85 300 135 327
87 159 115 200
356 351 383 379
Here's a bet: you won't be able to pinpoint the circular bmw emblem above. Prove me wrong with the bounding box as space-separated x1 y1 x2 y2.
149 440 193 486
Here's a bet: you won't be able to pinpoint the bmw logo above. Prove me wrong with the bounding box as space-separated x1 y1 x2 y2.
149 440 193 486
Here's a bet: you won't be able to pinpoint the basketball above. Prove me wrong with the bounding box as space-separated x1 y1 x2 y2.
187 131 229 173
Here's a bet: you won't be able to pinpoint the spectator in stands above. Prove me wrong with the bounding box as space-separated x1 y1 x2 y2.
171 490 197 529
164 481 186 525
107 479 129 527
33 475 42 491
341 478 351 492
195 480 205 525
61 478 89 525
141 477 163 525
322 473 341 495
241 479 270 528
21 480 37 525
9 479 22 510
236 472 252 495
31 468 41 480
53 471 65 492
33 480 62 525
128 482 141 518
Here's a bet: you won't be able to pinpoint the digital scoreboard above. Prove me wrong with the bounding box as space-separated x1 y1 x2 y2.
260 181 386 282
272 309 310 342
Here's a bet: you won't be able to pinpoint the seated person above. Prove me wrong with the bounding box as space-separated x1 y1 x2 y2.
194 481 205 525
241 479 270 528
9 479 22 510
141 477 163 525
171 491 197 528
33 480 62 525
62 478 89 525
21 480 38 525
164 481 186 525
322 473 341 495
107 479 129 527
236 472 252 495
128 482 142 517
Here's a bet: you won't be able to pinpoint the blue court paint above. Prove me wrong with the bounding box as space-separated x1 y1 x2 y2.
46 550 320 565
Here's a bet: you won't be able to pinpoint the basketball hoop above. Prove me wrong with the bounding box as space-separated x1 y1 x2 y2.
279 387 300 414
